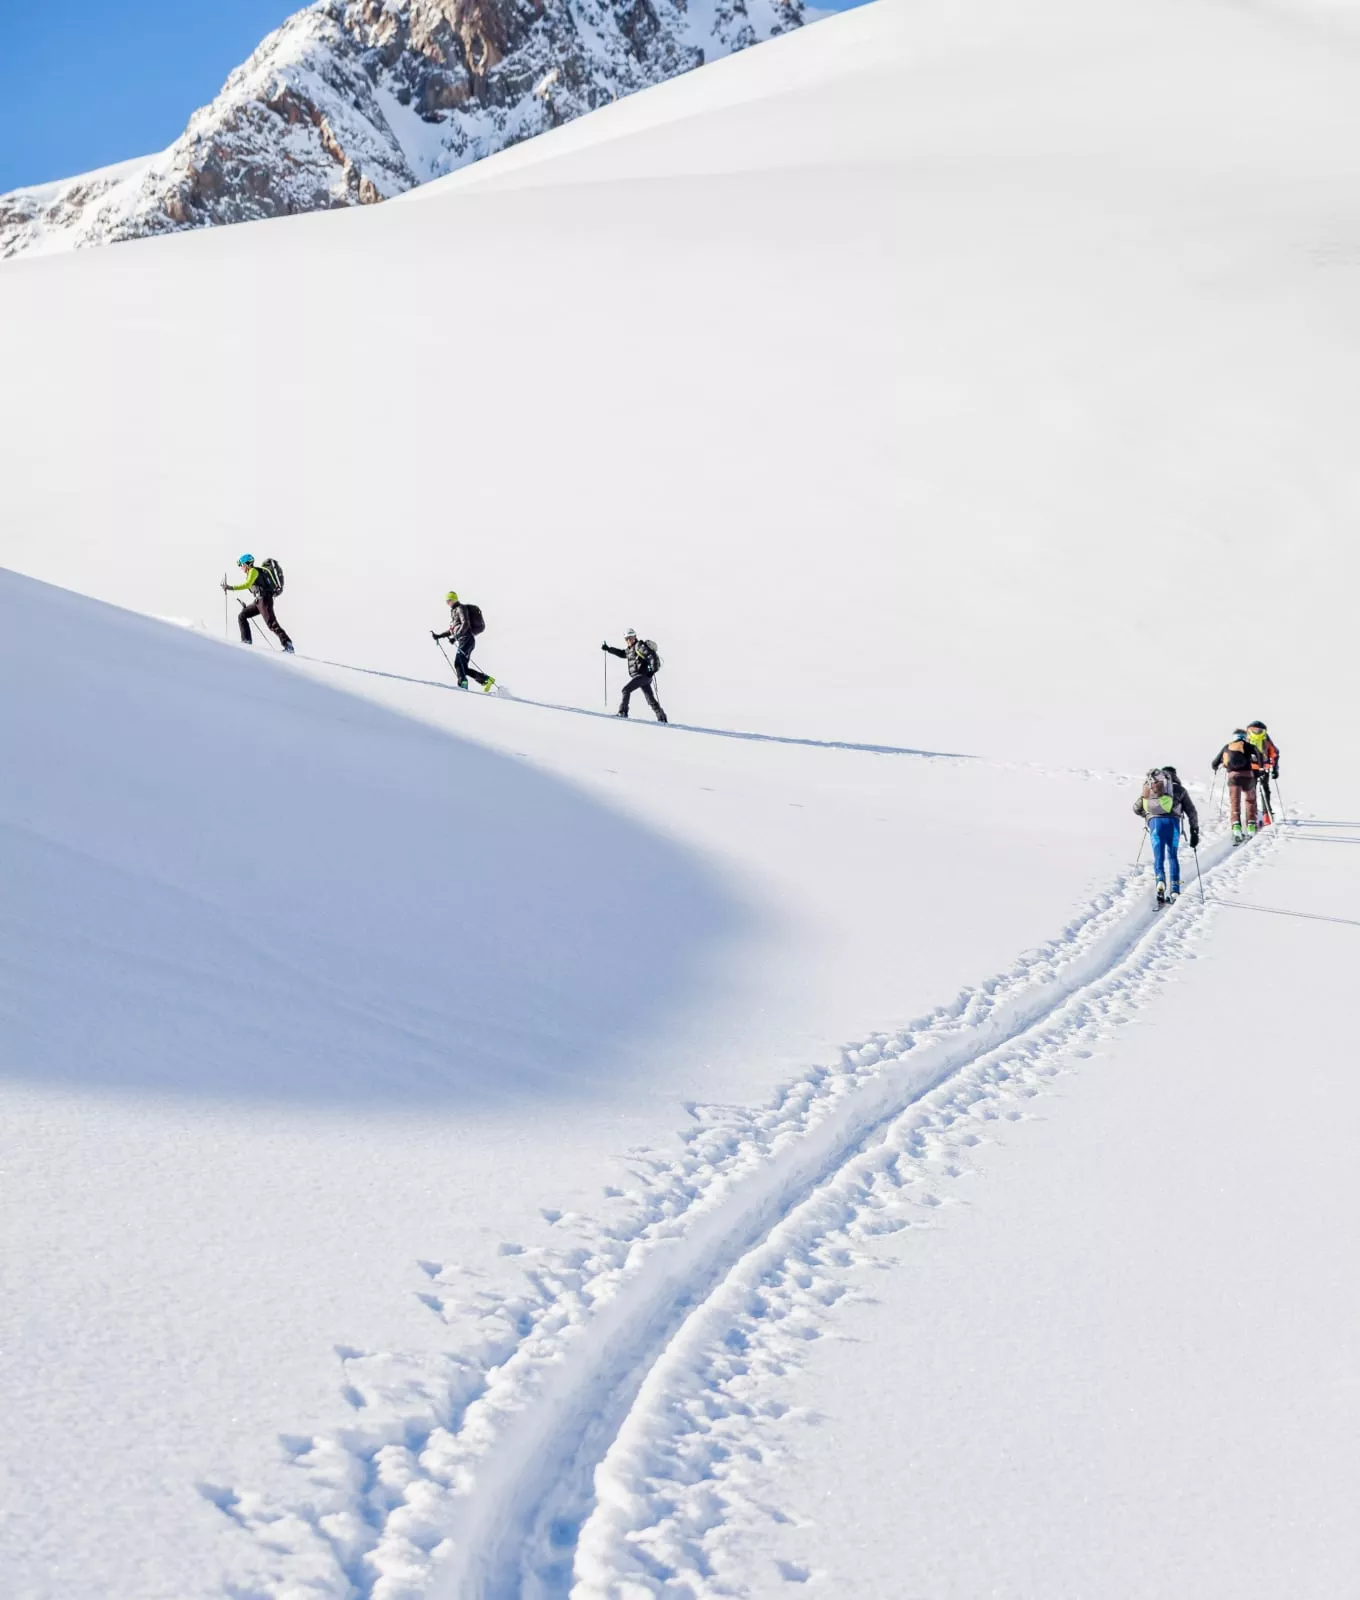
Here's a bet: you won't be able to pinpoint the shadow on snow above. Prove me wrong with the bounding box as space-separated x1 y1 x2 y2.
0 571 744 1108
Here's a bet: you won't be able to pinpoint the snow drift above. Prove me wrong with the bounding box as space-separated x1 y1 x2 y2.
1 569 739 1104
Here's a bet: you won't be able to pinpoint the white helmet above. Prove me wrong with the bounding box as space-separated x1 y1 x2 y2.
624 627 637 639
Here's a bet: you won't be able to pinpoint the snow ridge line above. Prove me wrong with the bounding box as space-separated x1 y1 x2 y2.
569 825 1281 1596
300 653 975 762
299 652 1137 787
212 831 1246 1600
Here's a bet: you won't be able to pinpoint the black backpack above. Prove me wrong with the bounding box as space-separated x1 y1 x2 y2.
259 557 285 596
639 639 661 673
463 603 486 636
1223 737 1253 773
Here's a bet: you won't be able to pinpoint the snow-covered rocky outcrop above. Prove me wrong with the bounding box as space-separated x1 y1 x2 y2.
0 0 802 258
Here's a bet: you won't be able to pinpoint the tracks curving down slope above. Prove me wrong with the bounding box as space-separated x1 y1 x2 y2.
210 827 1274 1600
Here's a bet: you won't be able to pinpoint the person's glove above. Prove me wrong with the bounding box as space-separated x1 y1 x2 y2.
1189 827 1200 848
601 641 609 651
1272 766 1279 780
220 581 229 592
431 631 440 641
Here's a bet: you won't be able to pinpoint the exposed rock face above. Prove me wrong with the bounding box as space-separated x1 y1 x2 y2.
0 0 803 259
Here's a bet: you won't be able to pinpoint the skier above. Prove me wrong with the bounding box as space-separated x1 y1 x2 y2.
1211 729 1258 843
1245 720 1281 823
222 554 293 652
432 591 495 691
1133 765 1200 904
602 630 667 723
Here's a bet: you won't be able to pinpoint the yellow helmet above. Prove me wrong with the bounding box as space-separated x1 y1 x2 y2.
445 590 459 604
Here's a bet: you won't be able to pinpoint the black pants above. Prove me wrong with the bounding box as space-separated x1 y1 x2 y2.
620 672 666 721
454 638 490 687
239 593 292 649
1258 774 1274 820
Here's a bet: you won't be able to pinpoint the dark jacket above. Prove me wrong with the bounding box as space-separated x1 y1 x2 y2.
1134 771 1199 833
1212 737 1256 776
439 603 476 645
605 639 658 677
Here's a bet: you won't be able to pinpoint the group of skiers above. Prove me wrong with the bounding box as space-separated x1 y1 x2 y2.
221 559 1290 862
221 558 670 723
1210 722 1281 837
1133 721 1281 905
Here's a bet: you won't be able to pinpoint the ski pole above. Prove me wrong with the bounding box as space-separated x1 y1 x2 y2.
1134 828 1147 869
1192 842 1205 904
223 574 230 640
431 634 458 682
603 648 609 710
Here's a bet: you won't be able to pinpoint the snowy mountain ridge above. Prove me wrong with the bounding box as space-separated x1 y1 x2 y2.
0 0 803 259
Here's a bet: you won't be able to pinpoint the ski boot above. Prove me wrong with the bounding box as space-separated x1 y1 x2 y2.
482 677 496 693
615 710 629 719
456 679 469 690
1169 888 1180 903
1231 823 1244 846
1246 822 1258 838
282 642 295 654
1156 880 1167 906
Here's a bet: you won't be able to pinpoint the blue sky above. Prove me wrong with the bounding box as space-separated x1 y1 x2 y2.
0 0 862 196
0 1 296 193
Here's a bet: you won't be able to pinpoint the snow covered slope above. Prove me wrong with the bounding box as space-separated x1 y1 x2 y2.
2 0 1359 779
0 0 802 259
0 569 1136 1599
3 0 1360 1595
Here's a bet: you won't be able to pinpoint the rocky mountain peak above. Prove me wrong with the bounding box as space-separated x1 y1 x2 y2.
0 0 804 259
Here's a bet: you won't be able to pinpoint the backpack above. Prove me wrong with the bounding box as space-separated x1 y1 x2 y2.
641 639 662 673
1144 769 1176 816
463 603 486 636
259 557 284 596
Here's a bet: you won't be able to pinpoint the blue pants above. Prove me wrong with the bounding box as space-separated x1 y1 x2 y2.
1148 814 1181 892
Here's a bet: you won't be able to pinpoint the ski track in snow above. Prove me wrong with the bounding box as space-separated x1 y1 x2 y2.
298 652 1137 789
207 821 1275 1600
300 654 978 763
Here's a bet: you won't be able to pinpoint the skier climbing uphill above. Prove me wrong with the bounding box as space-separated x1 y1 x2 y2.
1133 766 1199 904
222 555 293 652
1212 729 1259 843
1245 720 1281 822
432 591 495 692
603 630 667 723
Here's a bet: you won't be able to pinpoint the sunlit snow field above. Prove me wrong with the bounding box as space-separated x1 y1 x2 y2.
2 1 1359 1596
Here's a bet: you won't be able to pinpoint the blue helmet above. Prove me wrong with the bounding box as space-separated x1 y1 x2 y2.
237 553 254 567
